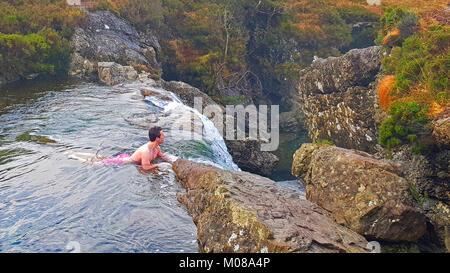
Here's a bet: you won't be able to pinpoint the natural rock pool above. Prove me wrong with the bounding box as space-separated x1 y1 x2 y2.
0 77 240 252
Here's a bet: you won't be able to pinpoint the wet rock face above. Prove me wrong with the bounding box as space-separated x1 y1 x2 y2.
292 143 427 242
298 46 383 96
279 106 307 133
304 86 377 151
173 159 369 253
69 10 161 78
297 46 384 152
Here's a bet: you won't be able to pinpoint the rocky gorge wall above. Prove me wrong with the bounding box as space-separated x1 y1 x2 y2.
65 8 448 252
293 45 449 252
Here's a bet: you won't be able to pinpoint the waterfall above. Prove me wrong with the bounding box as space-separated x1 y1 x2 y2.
138 83 239 171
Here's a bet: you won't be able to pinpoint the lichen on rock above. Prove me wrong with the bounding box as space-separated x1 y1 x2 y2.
292 143 427 242
297 46 385 153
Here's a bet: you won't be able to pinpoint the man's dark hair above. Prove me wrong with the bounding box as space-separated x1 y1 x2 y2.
149 126 162 142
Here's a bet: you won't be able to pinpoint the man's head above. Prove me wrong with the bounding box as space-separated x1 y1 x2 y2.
149 126 164 144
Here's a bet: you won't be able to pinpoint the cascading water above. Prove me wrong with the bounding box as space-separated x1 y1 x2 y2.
136 82 239 171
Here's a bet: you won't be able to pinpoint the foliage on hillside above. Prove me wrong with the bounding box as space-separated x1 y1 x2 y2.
377 7 449 113
383 25 449 103
381 0 449 13
375 7 419 46
0 0 87 81
91 0 380 104
376 6 449 152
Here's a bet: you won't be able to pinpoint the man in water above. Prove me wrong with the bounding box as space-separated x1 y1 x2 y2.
67 126 174 171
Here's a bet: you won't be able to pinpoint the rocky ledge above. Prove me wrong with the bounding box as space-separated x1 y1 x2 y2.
173 159 369 253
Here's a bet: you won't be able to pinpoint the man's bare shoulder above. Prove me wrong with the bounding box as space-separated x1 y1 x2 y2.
142 143 151 150
131 143 148 158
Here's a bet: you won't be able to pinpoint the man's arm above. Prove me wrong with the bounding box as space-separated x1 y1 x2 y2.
158 149 174 163
141 151 160 171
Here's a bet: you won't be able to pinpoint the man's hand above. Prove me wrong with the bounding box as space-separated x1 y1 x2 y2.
157 162 173 169
137 165 159 175
158 150 177 163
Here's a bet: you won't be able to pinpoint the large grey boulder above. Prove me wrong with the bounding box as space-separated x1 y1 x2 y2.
69 10 161 79
298 46 383 96
97 62 138 86
292 143 427 242
297 46 384 153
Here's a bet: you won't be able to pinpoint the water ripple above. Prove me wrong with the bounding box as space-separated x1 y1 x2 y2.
0 79 241 252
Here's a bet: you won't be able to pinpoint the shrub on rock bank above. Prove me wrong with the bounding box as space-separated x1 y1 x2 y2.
0 28 71 80
379 101 433 153
377 7 449 152
0 0 87 82
382 24 449 103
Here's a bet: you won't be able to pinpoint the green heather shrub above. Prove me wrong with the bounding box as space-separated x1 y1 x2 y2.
406 134 417 142
375 7 418 46
92 0 120 17
382 24 450 99
0 1 86 35
219 96 245 105
0 0 86 80
0 28 71 80
409 182 427 206
336 5 379 24
379 101 432 152
398 13 420 38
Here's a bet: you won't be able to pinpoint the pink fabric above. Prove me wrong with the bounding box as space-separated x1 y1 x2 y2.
101 153 132 165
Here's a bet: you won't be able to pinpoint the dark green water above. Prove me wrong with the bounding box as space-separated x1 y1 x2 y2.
270 131 310 182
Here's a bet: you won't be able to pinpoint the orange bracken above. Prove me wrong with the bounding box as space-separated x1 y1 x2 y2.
382 28 400 46
379 75 396 110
